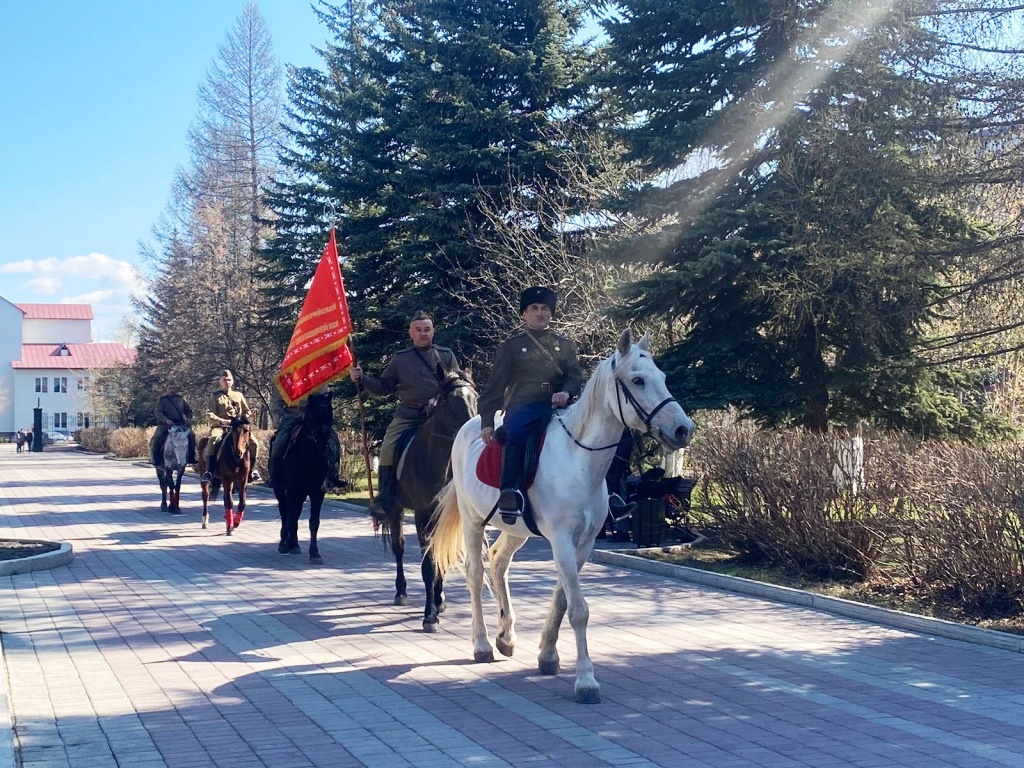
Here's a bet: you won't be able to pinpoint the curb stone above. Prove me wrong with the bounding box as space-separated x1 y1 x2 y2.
591 547 1024 654
0 541 73 578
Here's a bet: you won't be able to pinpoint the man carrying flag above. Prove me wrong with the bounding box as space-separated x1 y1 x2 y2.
273 230 354 487
350 310 462 520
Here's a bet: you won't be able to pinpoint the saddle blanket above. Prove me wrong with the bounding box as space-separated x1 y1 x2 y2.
475 435 546 489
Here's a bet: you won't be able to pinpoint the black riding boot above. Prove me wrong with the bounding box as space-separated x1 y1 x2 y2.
497 443 527 524
371 465 397 518
608 493 638 521
202 454 217 483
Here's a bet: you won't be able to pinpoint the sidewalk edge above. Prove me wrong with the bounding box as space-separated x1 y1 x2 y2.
591 548 1024 654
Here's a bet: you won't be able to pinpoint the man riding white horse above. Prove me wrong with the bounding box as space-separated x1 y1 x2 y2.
478 286 636 524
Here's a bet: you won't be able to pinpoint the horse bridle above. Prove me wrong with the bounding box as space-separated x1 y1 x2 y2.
554 353 678 452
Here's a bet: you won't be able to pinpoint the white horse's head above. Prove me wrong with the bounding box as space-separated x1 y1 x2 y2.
165 425 191 470
609 329 694 451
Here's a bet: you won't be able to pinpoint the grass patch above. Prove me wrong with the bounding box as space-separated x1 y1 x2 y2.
634 546 1024 637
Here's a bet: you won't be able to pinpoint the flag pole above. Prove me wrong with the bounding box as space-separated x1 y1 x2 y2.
347 338 377 509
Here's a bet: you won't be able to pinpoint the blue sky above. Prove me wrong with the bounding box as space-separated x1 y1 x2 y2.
0 2 328 341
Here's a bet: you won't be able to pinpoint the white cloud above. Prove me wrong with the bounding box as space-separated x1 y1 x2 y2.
23 276 60 294
62 289 115 305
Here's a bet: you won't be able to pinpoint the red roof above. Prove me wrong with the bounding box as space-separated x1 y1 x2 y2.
14 303 94 320
12 343 136 370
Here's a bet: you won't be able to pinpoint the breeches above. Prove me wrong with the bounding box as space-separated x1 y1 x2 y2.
379 413 428 466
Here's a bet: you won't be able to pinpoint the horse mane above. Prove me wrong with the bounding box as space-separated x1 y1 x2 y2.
558 348 623 438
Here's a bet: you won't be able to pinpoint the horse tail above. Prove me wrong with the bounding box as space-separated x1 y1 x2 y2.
426 480 465 579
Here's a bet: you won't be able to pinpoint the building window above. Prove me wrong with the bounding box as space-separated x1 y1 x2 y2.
35 377 48 393
53 377 68 393
55 413 67 429
78 376 90 392
77 412 89 428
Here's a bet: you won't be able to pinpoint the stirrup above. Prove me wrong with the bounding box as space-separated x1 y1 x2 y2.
249 469 261 483
200 471 212 483
497 488 523 524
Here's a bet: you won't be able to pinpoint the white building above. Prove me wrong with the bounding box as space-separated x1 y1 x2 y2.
0 297 135 436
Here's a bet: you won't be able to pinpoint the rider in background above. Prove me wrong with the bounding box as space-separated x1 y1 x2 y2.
200 369 260 483
350 310 462 519
150 382 195 467
268 384 345 490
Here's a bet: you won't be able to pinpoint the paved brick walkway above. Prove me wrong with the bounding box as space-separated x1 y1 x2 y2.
2 446 1024 768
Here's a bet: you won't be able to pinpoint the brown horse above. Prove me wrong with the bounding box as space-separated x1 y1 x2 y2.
196 415 252 535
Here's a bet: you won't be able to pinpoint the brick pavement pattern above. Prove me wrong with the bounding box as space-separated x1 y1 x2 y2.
2 446 1024 768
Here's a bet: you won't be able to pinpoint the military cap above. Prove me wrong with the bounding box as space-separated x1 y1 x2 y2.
519 286 557 316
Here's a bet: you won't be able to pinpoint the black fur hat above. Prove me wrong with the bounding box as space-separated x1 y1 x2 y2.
519 286 557 316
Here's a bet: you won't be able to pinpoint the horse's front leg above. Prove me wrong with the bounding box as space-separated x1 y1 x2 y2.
463 519 493 662
157 471 168 513
546 534 600 704
200 480 212 529
170 470 183 514
276 490 291 553
308 491 324 565
233 483 247 529
222 482 235 535
416 506 444 632
489 532 528 657
389 509 408 606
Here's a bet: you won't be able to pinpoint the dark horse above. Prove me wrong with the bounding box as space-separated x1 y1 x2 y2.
196 415 252 535
156 425 191 514
376 366 477 631
273 392 335 564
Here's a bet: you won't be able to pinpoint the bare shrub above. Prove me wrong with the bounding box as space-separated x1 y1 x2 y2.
77 427 111 454
107 427 153 459
691 424 892 580
894 441 1024 616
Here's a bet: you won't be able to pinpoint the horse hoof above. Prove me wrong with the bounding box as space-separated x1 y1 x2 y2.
170 508 183 516
278 544 289 554
575 687 601 705
495 637 515 658
160 504 168 513
538 659 560 676
394 595 408 607
474 649 495 663
202 521 209 530
226 528 233 536
310 556 323 565
288 546 302 555
422 620 439 633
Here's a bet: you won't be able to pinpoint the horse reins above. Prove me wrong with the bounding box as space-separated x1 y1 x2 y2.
554 353 677 452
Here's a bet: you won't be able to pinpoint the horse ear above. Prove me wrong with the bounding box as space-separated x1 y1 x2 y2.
638 331 652 353
617 328 632 356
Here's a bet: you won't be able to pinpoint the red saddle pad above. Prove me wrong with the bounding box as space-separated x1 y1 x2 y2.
475 436 545 490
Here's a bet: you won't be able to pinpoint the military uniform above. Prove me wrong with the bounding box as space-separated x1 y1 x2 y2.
150 393 195 465
358 344 462 465
203 388 258 465
268 386 342 487
479 328 583 441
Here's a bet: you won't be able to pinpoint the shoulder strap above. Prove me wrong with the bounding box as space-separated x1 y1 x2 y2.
524 331 564 377
412 347 438 376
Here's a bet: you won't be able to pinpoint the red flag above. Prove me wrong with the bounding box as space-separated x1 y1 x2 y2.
275 229 354 405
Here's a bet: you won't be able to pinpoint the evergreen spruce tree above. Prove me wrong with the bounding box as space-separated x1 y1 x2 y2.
599 0 1022 436
263 0 597 378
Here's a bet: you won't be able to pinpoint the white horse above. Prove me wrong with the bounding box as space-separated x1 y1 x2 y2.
429 329 695 704
157 425 191 515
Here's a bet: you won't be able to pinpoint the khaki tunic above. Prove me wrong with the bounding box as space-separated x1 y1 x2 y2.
358 345 461 465
479 328 584 430
204 388 258 460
